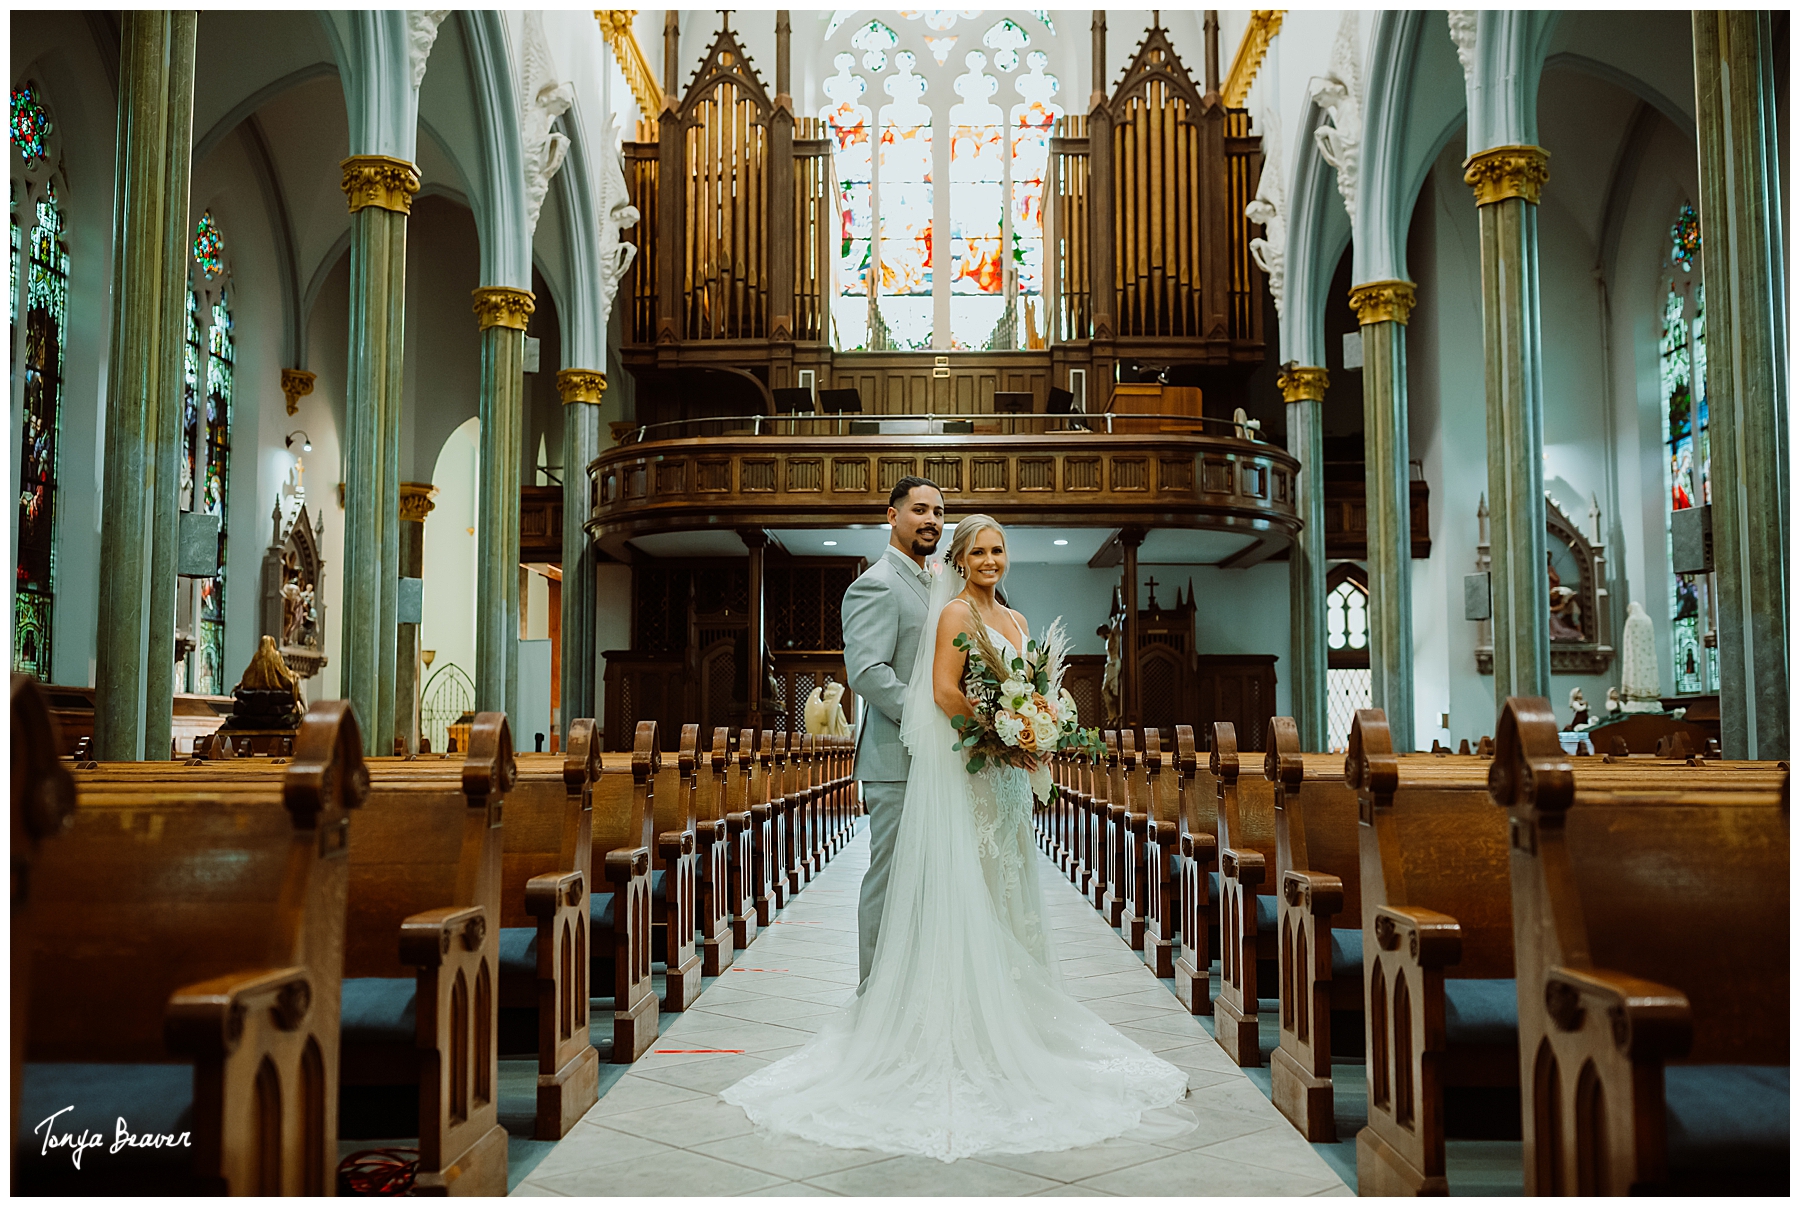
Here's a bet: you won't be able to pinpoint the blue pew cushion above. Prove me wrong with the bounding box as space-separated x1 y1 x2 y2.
1330 928 1364 979
589 890 617 935
16 1062 197 1193
340 977 417 1047
498 927 538 981
1205 871 1276 929
1442 978 1518 1047
650 868 667 904
1665 1065 1789 1177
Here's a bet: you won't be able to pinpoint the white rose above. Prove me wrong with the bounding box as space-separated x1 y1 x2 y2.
994 710 1025 747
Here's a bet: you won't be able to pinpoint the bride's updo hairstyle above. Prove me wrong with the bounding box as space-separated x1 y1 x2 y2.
949 514 1007 581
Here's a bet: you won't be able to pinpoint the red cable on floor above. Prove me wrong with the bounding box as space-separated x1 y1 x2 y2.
338 1147 419 1195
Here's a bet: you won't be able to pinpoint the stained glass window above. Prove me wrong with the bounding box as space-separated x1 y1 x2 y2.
1659 207 1715 696
193 286 234 694
1324 574 1371 753
822 11 1058 352
10 84 53 169
14 186 68 680
193 210 224 279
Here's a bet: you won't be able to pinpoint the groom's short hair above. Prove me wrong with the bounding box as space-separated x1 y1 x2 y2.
888 476 941 509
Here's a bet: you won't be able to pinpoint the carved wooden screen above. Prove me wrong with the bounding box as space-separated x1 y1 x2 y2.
1109 29 1208 338
1047 115 1090 342
791 118 833 342
681 34 772 341
623 125 659 344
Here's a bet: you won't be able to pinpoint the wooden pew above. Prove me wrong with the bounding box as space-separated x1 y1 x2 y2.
730 727 773 937
1211 722 1279 1067
1349 708 1518 1197
1265 715 1367 1142
651 724 702 1011
338 713 512 1195
1139 730 1183 977
1118 731 1150 950
694 727 737 977
499 720 601 1140
1172 725 1219 1014
759 733 790 910
777 732 806 896
1100 731 1128 925
590 722 659 1063
18 700 363 1195
11 676 78 1176
1492 697 1789 1195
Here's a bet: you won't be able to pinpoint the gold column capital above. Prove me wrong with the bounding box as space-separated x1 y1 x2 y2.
556 368 608 405
1224 11 1285 109
340 155 421 215
1462 144 1551 207
1277 364 1328 404
280 368 316 416
471 286 536 331
399 481 439 523
1348 279 1418 327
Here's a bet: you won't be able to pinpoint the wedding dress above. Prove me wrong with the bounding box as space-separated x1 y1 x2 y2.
721 559 1193 1162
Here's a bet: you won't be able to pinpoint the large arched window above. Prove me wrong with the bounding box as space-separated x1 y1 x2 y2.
1324 563 1371 753
1658 203 1715 696
821 10 1063 352
11 81 67 682
184 210 234 695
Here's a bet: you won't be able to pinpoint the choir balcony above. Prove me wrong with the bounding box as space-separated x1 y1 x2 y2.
583 411 1302 567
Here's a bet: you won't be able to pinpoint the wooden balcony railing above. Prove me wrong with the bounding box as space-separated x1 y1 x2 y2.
586 413 1302 566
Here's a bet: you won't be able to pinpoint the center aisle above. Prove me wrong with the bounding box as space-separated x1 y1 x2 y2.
514 826 1352 1197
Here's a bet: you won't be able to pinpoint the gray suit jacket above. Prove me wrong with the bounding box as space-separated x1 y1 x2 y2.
842 546 932 783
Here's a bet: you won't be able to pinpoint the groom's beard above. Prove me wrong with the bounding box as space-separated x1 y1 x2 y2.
911 531 940 556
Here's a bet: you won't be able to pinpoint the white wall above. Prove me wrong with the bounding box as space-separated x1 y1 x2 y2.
420 418 481 700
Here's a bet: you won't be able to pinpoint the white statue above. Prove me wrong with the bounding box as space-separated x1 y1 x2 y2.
595 113 641 331
1308 12 1362 219
804 680 853 738
1567 687 1590 731
1244 106 1286 317
407 10 451 90
1618 600 1663 712
519 12 574 236
1445 11 1478 85
1605 686 1622 716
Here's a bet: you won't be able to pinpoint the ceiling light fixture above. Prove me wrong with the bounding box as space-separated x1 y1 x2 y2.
1053 539 1068 546
823 540 838 546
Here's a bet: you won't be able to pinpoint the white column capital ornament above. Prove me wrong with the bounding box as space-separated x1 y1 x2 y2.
520 12 575 237
1308 12 1362 220
407 10 451 90
1245 106 1287 317
1446 11 1478 85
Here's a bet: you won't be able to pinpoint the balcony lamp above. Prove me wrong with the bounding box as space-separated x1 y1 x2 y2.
285 430 313 453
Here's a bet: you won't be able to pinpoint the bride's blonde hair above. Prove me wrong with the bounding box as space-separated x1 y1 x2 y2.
949 515 1007 580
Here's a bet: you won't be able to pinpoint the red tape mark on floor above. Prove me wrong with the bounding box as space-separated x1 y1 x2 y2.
730 968 791 972
654 1049 746 1054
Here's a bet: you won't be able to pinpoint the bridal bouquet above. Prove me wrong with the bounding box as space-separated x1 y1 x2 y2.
950 617 1105 804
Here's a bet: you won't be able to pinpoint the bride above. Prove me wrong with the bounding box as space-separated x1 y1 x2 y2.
721 516 1193 1162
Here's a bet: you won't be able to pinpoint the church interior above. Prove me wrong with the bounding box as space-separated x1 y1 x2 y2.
10 6 1789 1197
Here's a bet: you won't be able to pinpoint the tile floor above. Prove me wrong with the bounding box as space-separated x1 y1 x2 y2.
512 828 1354 1197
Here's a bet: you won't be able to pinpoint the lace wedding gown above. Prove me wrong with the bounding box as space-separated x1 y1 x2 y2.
721 563 1193 1162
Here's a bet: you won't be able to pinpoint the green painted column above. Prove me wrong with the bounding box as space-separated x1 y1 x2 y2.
1349 281 1417 751
143 11 196 761
1466 146 1552 709
95 12 186 761
396 482 436 752
337 156 417 755
1280 365 1329 750
473 287 534 720
1693 12 1788 760
557 369 606 727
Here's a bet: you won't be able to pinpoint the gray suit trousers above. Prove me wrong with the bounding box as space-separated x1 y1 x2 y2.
858 779 908 988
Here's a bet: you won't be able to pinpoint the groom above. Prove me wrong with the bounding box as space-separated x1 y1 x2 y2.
841 476 944 990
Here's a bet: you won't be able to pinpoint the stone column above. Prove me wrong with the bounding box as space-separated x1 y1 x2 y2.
338 154 418 755
396 482 436 753
144 12 197 760
744 529 769 729
473 287 534 721
1348 281 1417 751
1120 526 1145 726
1465 145 1552 709
96 12 193 761
557 369 605 726
1279 364 1329 750
1693 12 1788 760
